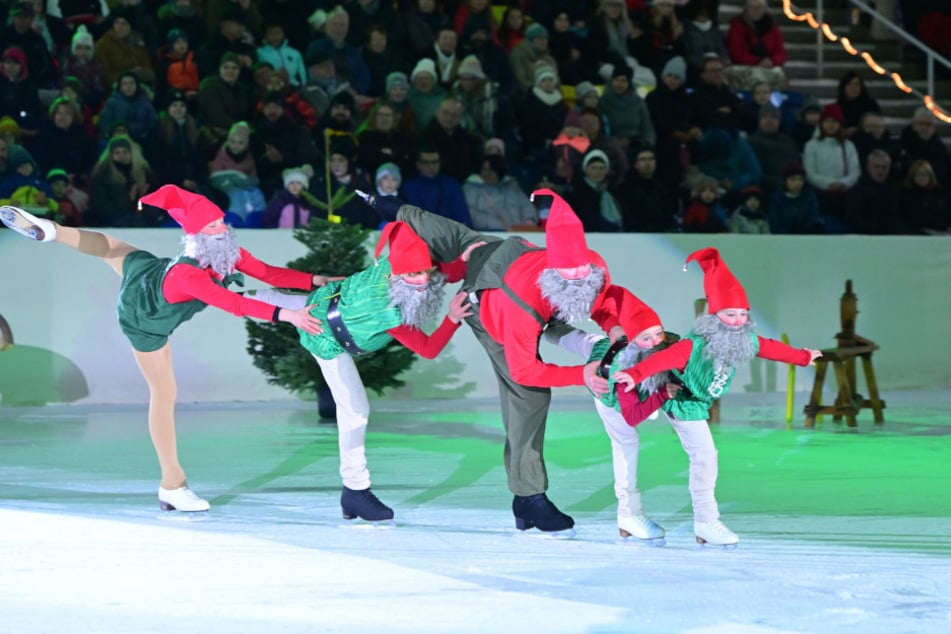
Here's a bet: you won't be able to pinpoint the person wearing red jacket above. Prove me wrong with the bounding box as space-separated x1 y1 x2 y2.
364 188 626 536
724 0 787 90
614 247 821 547
0 187 331 513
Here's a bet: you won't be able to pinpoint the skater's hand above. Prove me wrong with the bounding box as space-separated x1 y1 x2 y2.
447 291 473 323
584 360 609 396
664 382 682 398
279 304 323 335
806 349 823 365
460 240 487 262
312 274 345 287
607 325 625 343
612 371 636 393
356 189 404 219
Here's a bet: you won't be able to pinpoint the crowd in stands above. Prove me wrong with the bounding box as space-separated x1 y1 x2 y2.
0 0 949 236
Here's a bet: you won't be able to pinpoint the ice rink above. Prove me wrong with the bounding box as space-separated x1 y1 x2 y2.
1 391 949 634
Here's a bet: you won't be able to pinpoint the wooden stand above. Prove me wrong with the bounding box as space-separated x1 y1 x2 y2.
803 281 885 428
693 298 720 423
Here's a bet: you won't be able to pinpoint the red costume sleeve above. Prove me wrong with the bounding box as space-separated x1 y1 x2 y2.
234 248 314 290
617 386 670 427
388 317 462 359
436 257 467 283
504 308 588 387
162 264 279 321
589 282 622 334
756 336 813 366
621 339 694 385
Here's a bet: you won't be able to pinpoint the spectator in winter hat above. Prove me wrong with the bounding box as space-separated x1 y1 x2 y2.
375 162 402 197
409 58 447 129
509 21 557 92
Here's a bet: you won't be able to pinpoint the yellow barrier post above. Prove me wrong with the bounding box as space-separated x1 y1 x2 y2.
782 333 794 427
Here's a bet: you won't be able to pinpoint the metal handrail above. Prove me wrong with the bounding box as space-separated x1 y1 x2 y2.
846 0 951 97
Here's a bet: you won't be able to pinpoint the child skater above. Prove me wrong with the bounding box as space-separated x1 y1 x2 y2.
545 286 683 544
613 247 822 547
0 188 330 512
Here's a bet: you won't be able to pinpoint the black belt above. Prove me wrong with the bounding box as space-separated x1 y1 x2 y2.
325 294 370 356
599 339 628 379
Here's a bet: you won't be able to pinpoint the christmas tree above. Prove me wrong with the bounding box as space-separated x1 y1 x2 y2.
245 218 417 407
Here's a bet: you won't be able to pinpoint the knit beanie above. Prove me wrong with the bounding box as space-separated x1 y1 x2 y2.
582 149 610 171
525 23 548 41
411 58 437 81
375 162 402 187
820 103 844 124
457 55 486 79
661 56 686 81
533 65 557 86
575 81 598 101
71 25 94 54
385 71 408 92
283 165 311 189
47 168 70 185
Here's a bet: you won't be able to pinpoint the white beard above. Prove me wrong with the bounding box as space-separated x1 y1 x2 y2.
537 265 606 324
617 342 669 395
181 228 242 279
388 271 447 328
693 314 758 373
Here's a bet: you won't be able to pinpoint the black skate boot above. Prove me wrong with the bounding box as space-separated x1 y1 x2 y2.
341 486 395 522
512 493 575 534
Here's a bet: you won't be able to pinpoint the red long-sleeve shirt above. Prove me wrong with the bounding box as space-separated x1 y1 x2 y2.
726 15 788 67
617 386 671 428
621 336 814 386
479 250 621 388
385 257 467 357
162 248 314 321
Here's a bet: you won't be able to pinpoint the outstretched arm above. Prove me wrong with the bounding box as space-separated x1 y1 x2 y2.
396 203 501 264
756 336 822 366
387 292 472 359
613 339 694 392
235 248 320 290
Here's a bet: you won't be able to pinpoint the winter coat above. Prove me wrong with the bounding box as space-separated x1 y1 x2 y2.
463 175 536 230
157 49 201 95
726 13 787 66
803 136 861 192
683 21 729 72
517 90 568 155
566 176 623 233
729 205 770 234
32 121 95 180
509 40 558 92
197 76 256 131
401 174 472 227
845 174 904 234
304 37 371 95
61 55 106 106
896 125 951 183
747 130 800 192
257 40 308 88
93 30 155 88
616 175 679 232
356 129 416 176
418 121 481 182
767 187 821 234
900 184 951 233
599 89 656 146
97 91 159 143
262 188 324 228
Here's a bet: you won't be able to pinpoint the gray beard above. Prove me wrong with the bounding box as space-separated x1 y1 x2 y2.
693 314 757 372
617 342 669 395
388 271 447 328
537 266 606 324
181 228 242 279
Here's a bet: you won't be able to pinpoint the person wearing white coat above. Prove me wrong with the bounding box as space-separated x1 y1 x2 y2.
803 103 859 233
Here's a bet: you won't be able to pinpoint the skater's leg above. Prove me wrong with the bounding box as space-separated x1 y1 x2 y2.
596 400 665 540
313 353 371 490
54 225 138 276
543 323 602 359
245 288 309 310
396 204 499 263
132 343 186 489
667 415 720 522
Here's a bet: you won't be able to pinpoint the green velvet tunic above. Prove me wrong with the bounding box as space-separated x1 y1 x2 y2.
298 257 403 360
663 331 760 421
116 250 243 353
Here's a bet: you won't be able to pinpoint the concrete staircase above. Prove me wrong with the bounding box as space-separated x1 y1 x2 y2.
723 1 951 142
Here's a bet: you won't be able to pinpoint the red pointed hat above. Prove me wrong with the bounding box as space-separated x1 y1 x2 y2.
374 221 432 275
139 184 224 234
534 188 589 269
684 247 749 313
611 286 663 339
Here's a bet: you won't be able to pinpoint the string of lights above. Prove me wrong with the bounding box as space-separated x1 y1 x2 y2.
780 0 951 123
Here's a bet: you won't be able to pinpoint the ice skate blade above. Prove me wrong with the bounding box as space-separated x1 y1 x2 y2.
620 533 666 547
516 527 577 539
696 536 738 549
341 518 396 529
159 501 210 513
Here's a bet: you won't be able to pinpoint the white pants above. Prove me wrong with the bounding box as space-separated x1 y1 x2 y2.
250 289 372 490
545 326 721 522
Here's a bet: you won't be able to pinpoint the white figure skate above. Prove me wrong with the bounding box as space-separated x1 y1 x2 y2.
695 520 739 548
618 514 666 545
0 205 57 242
159 486 210 512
